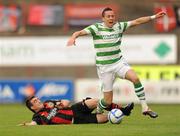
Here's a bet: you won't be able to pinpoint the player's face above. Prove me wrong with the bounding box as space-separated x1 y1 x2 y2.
103 10 116 28
31 97 44 112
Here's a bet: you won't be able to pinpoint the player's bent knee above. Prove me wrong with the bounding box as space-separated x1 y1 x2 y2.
84 98 98 109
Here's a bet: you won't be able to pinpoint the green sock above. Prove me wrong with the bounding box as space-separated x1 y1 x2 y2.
97 99 108 113
134 82 145 100
134 82 148 111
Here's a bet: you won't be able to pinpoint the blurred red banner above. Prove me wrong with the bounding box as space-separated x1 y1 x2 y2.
27 5 64 26
63 3 119 33
65 4 119 18
154 5 177 32
64 3 119 27
0 5 21 32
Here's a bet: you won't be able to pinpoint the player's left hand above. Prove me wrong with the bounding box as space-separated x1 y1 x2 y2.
155 11 166 19
67 38 76 46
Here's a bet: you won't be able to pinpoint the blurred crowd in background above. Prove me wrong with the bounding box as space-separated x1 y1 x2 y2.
0 0 179 35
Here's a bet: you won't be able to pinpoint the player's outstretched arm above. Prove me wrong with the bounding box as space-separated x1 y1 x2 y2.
18 121 37 126
67 30 88 46
129 11 166 27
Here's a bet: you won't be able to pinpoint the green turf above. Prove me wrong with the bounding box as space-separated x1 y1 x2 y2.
0 104 179 136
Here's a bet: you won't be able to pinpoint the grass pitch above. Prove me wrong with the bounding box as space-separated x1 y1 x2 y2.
0 104 179 136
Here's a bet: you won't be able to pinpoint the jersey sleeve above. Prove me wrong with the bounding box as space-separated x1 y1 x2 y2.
119 21 131 32
83 24 98 36
32 115 42 125
32 114 49 125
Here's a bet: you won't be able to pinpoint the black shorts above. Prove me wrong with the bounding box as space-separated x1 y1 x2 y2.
71 100 98 124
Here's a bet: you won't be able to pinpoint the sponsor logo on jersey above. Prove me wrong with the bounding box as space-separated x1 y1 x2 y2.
47 108 57 120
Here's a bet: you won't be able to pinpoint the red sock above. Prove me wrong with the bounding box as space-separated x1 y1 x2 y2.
105 103 122 111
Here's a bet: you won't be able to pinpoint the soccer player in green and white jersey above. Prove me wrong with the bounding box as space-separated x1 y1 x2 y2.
67 7 166 118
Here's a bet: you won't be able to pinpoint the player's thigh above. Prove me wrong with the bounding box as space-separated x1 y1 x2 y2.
97 69 115 91
71 100 94 115
116 59 131 79
84 98 98 110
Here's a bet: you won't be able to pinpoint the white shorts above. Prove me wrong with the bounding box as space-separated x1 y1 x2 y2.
97 57 131 92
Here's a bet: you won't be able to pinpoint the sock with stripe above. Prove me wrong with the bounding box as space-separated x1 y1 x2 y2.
134 82 148 112
97 98 108 113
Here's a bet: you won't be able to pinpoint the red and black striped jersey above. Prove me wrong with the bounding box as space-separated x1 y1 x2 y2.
32 101 73 125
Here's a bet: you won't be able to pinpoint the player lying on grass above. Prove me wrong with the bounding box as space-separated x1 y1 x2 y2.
19 96 134 126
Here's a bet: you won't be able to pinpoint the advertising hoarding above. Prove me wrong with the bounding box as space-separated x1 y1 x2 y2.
0 35 177 66
0 79 74 103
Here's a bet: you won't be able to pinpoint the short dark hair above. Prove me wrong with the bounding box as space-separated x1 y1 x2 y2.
102 7 113 17
25 96 36 113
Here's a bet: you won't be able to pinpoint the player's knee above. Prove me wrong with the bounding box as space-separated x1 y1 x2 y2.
84 98 98 109
130 77 140 84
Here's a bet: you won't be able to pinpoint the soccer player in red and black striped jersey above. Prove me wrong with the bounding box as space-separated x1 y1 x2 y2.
19 96 134 126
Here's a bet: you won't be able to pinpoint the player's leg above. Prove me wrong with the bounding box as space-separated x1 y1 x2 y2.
125 69 147 107
96 68 115 113
125 69 158 118
97 92 113 113
84 98 108 123
79 98 109 124
105 102 134 116
84 98 98 110
85 96 134 116
74 97 111 114
116 58 158 118
72 99 108 124
96 114 108 123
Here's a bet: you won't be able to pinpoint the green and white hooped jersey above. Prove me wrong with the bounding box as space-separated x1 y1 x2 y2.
84 22 130 66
